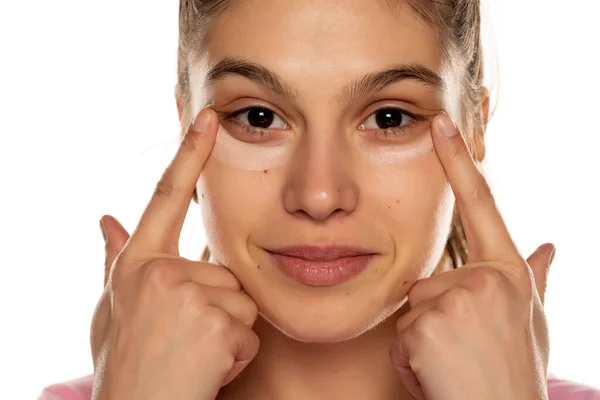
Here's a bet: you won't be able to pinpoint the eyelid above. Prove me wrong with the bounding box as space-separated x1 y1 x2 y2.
214 99 292 126
215 104 292 141
360 100 424 119
239 107 288 129
360 111 411 131
358 105 425 129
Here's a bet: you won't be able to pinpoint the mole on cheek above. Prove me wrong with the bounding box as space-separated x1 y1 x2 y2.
263 169 269 174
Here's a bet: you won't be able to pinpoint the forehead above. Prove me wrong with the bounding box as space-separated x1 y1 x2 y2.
202 0 443 81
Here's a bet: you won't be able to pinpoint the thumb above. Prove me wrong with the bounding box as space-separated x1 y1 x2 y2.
526 243 556 305
100 215 130 286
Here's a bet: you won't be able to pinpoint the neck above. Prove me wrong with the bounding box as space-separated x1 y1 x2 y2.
218 303 415 400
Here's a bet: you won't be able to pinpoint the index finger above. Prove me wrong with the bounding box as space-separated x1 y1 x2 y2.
129 108 218 254
431 113 518 263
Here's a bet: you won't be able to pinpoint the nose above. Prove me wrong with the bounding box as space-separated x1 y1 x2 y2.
283 131 359 221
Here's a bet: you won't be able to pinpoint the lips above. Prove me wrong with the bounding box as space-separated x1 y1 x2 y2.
266 246 377 287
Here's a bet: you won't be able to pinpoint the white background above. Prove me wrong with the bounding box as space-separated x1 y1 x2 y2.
1 0 599 398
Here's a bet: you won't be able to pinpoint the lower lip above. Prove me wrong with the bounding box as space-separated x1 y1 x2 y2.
268 253 374 287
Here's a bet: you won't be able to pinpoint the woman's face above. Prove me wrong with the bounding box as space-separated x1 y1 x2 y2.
190 0 464 342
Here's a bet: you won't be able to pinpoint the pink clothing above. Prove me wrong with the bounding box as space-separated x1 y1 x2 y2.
39 373 600 399
38 375 93 400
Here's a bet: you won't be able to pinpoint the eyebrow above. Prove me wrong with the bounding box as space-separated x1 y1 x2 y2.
205 56 444 103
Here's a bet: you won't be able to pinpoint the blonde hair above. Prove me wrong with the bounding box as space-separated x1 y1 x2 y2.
178 0 488 268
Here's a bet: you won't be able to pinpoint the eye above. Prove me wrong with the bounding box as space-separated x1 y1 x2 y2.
236 107 288 130
360 108 415 131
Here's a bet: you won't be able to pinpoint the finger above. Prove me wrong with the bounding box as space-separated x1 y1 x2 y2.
396 296 436 335
526 243 555 305
431 113 518 262
407 269 468 308
100 215 130 286
221 317 260 387
192 263 242 291
390 334 426 400
201 286 258 328
130 108 218 254
143 258 242 291
181 261 241 291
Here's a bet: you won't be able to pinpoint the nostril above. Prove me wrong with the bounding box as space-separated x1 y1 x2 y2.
292 207 347 222
330 208 347 219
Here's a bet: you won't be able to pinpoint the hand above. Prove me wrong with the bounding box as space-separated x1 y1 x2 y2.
390 113 554 400
90 215 129 369
92 109 260 400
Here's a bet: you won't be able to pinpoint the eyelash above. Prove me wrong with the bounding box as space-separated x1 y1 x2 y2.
217 106 426 138
217 107 281 138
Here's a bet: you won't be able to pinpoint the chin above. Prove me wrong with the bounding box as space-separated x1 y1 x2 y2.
254 284 404 343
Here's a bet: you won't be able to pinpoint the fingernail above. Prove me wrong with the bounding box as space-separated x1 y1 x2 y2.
437 114 458 137
190 109 213 135
99 218 107 243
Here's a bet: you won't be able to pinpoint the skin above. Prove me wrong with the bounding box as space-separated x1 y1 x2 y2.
195 0 462 343
91 1 554 399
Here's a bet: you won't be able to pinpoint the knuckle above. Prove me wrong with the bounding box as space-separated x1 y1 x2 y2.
439 287 472 317
144 260 178 289
410 311 443 341
205 264 241 290
238 294 259 324
180 282 206 304
467 267 503 293
203 306 233 334
179 282 207 306
154 178 181 199
220 270 242 291
469 179 493 204
448 140 463 162
181 131 200 151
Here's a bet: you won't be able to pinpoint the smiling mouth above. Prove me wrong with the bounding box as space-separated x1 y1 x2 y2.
266 245 378 287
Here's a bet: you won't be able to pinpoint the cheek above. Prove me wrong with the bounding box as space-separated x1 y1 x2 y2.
196 150 282 264
357 141 453 250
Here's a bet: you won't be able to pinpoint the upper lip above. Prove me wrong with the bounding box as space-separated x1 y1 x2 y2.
266 246 377 262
